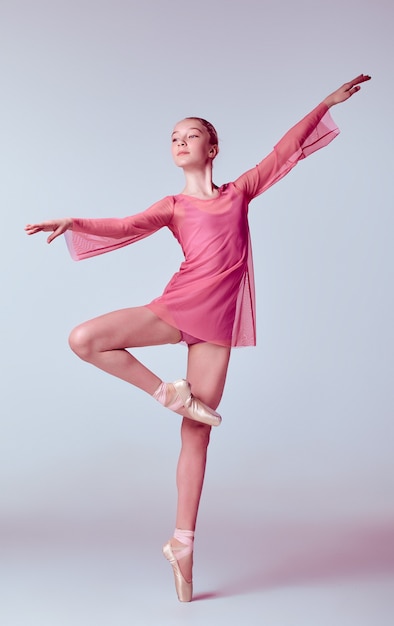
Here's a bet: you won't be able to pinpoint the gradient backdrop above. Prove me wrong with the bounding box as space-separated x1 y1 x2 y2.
1 1 393 624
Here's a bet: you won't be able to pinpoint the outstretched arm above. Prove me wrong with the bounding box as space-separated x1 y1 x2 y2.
234 73 371 201
25 197 175 260
323 74 371 108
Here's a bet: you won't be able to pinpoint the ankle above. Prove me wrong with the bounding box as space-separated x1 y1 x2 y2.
171 528 194 559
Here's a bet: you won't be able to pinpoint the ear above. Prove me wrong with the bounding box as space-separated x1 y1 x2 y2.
208 144 219 160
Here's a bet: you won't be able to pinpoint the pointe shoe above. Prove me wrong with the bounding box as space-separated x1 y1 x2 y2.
163 540 193 603
172 379 222 427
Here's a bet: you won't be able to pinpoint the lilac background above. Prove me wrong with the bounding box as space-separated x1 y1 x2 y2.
1 0 393 624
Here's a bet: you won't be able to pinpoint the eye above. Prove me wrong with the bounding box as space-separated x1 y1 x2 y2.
188 134 199 139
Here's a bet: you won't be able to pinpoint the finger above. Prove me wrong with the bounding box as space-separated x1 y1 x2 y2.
47 228 58 243
47 226 63 243
47 232 58 243
25 225 42 235
349 85 361 96
25 222 49 232
356 74 371 83
347 74 371 88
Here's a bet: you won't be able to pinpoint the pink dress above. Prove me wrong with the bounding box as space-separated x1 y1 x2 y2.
65 102 339 347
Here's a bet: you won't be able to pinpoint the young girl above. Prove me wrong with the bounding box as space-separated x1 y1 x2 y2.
25 74 370 602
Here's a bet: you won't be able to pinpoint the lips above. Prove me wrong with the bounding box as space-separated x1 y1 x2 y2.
177 151 190 156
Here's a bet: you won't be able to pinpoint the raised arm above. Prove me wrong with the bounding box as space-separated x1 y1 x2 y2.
234 74 371 201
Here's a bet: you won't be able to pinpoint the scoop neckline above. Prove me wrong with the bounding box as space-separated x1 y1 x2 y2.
176 185 225 202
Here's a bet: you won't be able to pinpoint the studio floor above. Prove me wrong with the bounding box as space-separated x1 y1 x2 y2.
2 508 393 626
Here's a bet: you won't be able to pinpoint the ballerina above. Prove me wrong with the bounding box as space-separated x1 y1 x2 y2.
25 74 371 602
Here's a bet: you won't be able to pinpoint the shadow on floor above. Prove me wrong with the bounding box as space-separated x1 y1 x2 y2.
206 518 394 598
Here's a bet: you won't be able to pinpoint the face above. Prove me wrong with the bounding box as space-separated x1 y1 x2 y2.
171 119 217 167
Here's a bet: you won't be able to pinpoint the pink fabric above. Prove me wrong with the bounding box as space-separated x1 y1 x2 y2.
64 103 339 347
180 330 203 345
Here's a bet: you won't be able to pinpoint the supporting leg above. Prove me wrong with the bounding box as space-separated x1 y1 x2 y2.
169 343 231 587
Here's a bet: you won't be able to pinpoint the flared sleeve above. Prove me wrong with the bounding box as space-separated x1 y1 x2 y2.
234 102 339 201
64 196 174 260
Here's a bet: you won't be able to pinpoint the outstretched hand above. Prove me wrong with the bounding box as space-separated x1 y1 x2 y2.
324 74 371 108
24 218 73 243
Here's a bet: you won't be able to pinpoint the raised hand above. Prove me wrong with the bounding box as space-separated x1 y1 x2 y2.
324 74 371 108
24 218 73 243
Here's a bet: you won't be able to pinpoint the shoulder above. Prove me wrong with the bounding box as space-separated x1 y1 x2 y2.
130 195 175 229
146 195 175 217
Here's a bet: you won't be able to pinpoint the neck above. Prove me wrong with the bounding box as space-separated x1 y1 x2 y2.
181 165 217 199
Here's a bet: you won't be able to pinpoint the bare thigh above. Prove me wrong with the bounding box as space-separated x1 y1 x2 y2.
186 342 231 410
69 306 181 353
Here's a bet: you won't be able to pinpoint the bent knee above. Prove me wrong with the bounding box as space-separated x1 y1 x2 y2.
68 325 95 360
